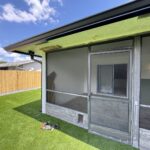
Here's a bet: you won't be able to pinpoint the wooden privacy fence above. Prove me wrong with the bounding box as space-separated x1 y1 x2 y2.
0 70 41 95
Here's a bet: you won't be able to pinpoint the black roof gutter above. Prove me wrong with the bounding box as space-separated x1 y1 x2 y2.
4 0 150 51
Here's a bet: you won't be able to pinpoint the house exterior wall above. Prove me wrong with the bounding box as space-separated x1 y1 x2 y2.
91 40 133 52
6 67 17 70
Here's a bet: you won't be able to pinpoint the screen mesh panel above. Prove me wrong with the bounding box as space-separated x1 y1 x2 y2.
90 97 129 132
47 91 87 113
140 36 150 130
47 47 88 95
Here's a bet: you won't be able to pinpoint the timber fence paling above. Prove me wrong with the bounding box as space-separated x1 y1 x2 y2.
0 70 41 95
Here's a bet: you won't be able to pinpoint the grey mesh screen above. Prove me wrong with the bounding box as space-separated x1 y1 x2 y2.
46 47 88 113
90 97 129 132
140 107 150 130
47 91 87 113
90 51 130 133
91 52 129 97
140 36 150 130
47 47 88 95
91 40 133 52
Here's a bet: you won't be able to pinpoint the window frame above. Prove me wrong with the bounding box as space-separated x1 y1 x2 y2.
97 64 128 98
45 48 89 113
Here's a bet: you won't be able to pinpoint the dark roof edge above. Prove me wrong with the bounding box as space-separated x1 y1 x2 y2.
5 0 150 51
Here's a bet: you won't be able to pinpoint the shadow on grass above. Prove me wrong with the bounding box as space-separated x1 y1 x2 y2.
14 100 136 150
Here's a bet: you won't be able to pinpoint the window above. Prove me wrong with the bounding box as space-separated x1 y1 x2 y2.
97 64 127 96
97 65 113 94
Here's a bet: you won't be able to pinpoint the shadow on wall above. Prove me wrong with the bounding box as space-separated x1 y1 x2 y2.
47 71 56 103
46 71 87 113
14 100 136 150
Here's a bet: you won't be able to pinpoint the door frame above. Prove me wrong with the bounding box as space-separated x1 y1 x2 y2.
87 48 133 144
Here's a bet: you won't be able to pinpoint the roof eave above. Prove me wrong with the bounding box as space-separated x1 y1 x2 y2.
4 0 150 51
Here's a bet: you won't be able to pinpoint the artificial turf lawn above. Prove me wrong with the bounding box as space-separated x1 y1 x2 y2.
0 89 137 150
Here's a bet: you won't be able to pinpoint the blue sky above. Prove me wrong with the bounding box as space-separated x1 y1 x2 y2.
0 0 131 62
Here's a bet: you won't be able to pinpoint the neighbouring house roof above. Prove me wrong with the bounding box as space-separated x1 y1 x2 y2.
0 60 34 68
4 0 150 56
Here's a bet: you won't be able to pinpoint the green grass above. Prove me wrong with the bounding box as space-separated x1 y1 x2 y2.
0 90 137 150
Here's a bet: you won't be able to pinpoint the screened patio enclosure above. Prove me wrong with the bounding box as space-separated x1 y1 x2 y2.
4 1 150 149
1 1 150 149
46 39 134 143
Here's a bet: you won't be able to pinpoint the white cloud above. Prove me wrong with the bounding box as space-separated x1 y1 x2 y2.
0 47 30 62
0 0 63 23
12 55 30 62
0 47 8 55
1 4 37 23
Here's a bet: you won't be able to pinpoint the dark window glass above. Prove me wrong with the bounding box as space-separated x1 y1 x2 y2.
97 64 127 96
114 64 127 96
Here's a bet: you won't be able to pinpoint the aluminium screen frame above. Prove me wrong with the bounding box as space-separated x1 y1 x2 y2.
88 48 132 143
45 43 133 144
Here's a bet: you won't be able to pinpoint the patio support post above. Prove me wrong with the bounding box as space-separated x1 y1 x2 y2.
42 52 46 114
132 36 141 148
88 46 91 131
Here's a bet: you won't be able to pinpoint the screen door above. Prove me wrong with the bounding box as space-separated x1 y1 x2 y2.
89 50 131 143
